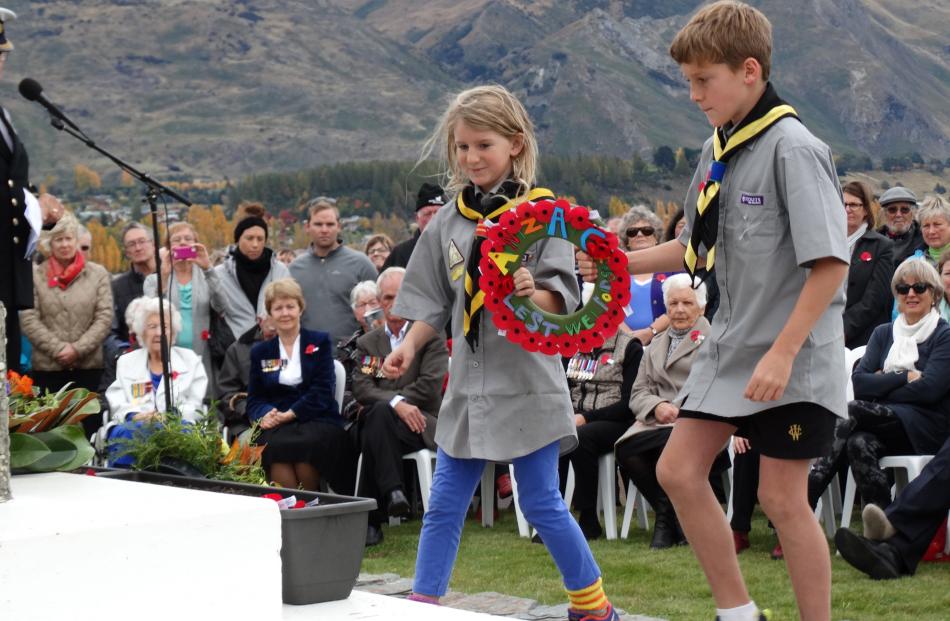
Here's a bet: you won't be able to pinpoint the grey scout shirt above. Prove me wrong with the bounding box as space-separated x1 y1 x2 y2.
393 199 580 461
676 117 849 419
290 244 378 345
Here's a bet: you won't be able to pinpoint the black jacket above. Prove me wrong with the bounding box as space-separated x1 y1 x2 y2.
877 221 924 266
0 106 33 311
844 229 895 349
381 229 420 270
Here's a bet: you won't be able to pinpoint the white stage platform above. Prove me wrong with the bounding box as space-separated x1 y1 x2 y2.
0 473 506 621
287 590 508 619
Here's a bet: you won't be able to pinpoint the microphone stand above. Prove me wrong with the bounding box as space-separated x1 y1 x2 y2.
47 116 191 415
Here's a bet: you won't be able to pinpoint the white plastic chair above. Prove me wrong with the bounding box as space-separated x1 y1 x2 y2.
481 463 533 538
844 345 866 402
840 455 935 528
333 359 345 411
354 448 438 526
595 452 620 540
620 480 651 538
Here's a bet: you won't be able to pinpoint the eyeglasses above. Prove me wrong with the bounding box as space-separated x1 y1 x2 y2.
367 247 389 256
124 238 152 249
625 226 655 238
886 205 913 215
843 202 864 211
895 282 932 296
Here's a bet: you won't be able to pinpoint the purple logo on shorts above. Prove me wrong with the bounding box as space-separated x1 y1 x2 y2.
740 193 764 206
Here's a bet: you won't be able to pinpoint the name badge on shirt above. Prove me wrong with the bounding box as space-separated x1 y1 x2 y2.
261 358 286 373
740 193 764 206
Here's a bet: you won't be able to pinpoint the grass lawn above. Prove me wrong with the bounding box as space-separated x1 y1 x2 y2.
362 508 950 620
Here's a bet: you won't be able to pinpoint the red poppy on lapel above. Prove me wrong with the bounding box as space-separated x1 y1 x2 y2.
656 273 667 283
201 329 210 340
305 344 319 355
690 330 705 344
860 251 872 262
171 371 180 380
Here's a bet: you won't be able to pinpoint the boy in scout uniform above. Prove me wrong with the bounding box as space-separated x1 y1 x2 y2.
579 3 848 619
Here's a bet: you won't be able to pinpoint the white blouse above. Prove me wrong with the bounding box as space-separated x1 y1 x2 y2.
278 334 302 387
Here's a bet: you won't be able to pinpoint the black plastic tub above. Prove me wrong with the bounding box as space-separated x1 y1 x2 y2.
96 470 377 604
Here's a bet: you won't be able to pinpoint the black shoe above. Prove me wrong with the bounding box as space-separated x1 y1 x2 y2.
650 498 686 549
365 524 384 547
834 528 904 580
578 509 603 541
387 489 410 518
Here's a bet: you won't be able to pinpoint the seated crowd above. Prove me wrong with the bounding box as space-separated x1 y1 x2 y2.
12 181 950 563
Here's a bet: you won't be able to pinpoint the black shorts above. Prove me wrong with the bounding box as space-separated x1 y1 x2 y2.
678 402 837 459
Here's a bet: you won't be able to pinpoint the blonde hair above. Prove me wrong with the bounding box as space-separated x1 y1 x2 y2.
40 212 80 254
670 1 773 80
420 84 538 196
165 221 198 246
917 195 950 227
264 278 307 314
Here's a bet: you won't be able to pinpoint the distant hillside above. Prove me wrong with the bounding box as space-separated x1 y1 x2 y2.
0 0 946 186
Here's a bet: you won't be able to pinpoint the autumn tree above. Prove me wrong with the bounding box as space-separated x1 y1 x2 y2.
86 219 124 273
74 164 102 193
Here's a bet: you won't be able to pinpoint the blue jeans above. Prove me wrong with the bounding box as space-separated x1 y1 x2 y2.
413 441 601 596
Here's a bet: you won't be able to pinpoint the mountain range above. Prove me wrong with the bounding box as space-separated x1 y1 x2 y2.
1 0 947 184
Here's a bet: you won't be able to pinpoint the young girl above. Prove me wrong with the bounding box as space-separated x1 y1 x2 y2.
383 85 619 621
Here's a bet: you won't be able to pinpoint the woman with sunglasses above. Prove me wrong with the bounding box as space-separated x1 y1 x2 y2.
841 181 895 348
618 206 672 345
808 258 950 512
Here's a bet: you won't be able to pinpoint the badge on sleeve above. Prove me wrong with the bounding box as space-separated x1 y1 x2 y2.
448 239 464 281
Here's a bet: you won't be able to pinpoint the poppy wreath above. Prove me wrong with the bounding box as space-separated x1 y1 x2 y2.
479 198 630 357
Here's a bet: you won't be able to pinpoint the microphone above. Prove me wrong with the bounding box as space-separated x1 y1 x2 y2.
18 78 83 133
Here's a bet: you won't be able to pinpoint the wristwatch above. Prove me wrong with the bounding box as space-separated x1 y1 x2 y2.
649 325 659 337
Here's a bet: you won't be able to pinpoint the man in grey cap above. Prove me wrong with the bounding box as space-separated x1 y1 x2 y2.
876 186 922 264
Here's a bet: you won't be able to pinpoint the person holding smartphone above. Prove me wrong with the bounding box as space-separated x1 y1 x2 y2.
144 221 226 394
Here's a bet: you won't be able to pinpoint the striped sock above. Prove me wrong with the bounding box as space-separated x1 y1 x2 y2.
567 577 609 614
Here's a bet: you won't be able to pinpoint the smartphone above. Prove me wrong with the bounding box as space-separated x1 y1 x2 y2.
172 246 197 261
364 307 384 324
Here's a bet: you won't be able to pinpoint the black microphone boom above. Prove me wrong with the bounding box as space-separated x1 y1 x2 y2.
18 78 84 133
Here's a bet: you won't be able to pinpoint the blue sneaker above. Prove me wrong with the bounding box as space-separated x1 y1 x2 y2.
568 603 620 621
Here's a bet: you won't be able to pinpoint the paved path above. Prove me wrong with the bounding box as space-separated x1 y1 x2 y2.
356 573 666 621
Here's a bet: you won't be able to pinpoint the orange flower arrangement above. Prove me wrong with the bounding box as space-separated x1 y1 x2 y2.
6 370 34 397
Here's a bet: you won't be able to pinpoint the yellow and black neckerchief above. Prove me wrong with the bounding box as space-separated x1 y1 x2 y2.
457 180 554 351
684 83 799 284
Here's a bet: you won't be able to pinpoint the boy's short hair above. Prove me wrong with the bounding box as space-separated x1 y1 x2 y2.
670 1 773 80
305 198 339 222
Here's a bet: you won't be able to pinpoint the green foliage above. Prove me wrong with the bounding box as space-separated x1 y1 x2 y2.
228 155 670 216
7 374 100 472
363 510 950 620
652 146 676 172
109 409 267 485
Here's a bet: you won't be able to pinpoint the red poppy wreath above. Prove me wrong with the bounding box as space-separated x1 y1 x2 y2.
479 198 630 357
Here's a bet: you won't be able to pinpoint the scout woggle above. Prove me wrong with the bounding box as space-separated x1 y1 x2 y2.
479 199 630 357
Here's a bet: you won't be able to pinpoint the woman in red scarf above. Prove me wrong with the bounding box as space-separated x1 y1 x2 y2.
20 213 113 435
